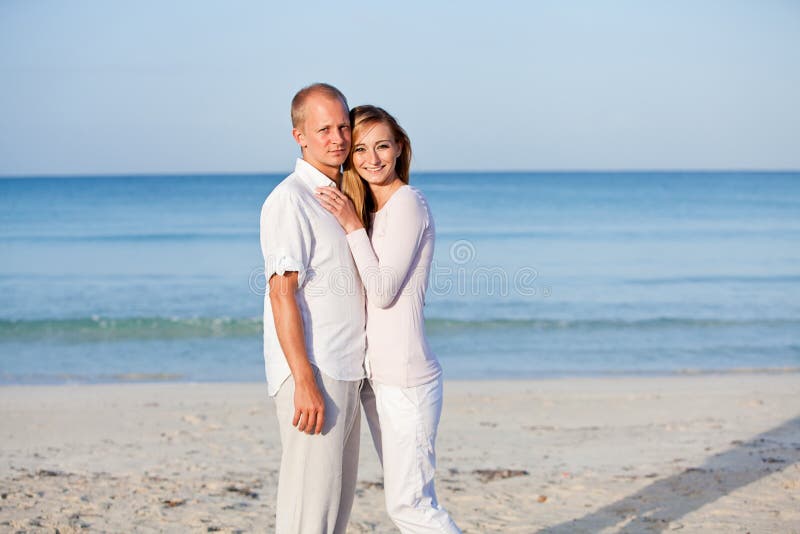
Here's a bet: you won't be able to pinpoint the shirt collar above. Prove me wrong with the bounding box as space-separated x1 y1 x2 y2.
294 158 338 190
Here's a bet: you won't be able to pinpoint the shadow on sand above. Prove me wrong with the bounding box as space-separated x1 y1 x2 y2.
538 415 800 533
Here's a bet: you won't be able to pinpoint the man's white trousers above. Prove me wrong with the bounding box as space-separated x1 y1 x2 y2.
273 368 362 534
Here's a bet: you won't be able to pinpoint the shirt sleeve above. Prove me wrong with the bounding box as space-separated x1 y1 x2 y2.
346 189 428 309
260 190 311 288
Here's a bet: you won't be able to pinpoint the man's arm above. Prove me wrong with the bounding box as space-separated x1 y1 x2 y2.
268 271 325 435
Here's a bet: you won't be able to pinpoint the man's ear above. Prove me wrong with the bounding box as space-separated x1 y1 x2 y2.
292 127 306 149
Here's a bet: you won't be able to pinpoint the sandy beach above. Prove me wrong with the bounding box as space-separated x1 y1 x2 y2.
1 373 798 533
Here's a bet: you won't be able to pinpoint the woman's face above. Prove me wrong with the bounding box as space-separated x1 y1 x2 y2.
351 121 402 187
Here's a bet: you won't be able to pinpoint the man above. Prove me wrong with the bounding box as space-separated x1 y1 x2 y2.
259 83 365 533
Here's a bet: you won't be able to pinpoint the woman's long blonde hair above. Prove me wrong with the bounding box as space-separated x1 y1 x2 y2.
341 105 412 233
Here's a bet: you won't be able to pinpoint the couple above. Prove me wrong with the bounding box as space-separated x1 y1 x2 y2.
259 83 461 533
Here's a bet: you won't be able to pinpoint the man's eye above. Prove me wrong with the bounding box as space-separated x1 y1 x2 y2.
318 127 329 133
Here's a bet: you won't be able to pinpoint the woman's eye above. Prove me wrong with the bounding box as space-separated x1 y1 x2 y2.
378 144 390 149
354 147 365 152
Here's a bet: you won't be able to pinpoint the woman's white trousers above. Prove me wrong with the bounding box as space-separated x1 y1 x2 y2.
361 377 461 534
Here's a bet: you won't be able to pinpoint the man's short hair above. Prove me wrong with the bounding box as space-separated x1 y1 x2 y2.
291 83 349 129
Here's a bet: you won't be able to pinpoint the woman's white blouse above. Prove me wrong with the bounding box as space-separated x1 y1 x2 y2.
346 185 442 387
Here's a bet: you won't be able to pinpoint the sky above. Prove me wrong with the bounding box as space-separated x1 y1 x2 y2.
1 0 799 176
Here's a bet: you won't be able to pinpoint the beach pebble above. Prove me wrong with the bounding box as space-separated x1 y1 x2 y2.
472 469 529 483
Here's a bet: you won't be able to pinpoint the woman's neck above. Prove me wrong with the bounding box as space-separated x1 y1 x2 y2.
370 178 403 211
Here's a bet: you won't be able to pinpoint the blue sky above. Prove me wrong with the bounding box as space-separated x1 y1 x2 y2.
1 0 798 175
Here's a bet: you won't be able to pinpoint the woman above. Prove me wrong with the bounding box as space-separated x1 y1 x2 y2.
315 105 460 533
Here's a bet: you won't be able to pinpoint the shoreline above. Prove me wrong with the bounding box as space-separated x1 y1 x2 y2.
3 365 800 388
2 373 798 532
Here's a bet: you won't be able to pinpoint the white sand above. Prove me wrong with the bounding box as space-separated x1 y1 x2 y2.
1 374 799 533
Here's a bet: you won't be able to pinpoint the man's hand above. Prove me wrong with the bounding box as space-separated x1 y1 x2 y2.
292 372 325 434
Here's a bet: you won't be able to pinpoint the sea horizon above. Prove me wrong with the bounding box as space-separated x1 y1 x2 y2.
2 168 800 180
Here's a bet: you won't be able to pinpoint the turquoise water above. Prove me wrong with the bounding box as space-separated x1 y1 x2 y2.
1 172 799 383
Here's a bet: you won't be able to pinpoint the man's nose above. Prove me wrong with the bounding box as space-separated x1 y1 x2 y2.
330 128 344 145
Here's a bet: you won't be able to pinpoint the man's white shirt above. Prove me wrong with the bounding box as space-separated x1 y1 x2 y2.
260 158 366 396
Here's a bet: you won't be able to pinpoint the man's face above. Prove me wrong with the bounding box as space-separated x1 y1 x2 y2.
293 95 351 179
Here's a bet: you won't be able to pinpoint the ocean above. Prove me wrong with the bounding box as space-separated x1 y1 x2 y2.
1 171 799 384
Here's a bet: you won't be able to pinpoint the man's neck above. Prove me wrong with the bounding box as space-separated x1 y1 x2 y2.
303 157 341 186
318 166 342 186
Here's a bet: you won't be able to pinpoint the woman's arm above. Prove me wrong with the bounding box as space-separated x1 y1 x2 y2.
316 186 427 308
